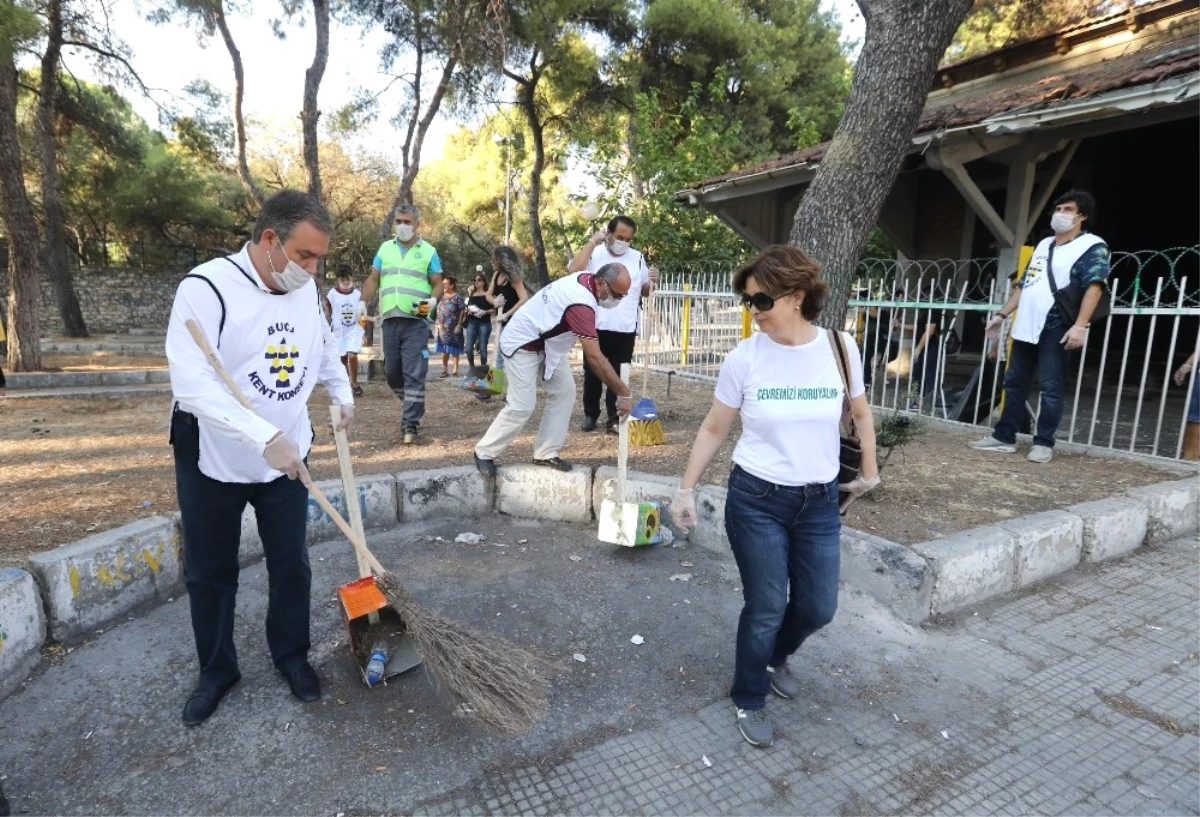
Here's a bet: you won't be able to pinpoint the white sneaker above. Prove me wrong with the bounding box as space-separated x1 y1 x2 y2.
968 435 1016 453
1027 445 1053 463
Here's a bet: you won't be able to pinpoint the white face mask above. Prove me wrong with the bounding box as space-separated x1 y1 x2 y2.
1050 212 1078 234
268 239 311 292
596 281 620 309
395 223 415 242
609 238 630 256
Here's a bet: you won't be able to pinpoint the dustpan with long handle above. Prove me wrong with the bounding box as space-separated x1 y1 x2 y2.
632 279 657 420
597 363 661 547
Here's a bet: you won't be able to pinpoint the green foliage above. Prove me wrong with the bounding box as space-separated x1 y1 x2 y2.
17 73 246 265
875 413 924 469
638 0 850 158
946 0 1122 62
582 72 752 265
0 0 41 62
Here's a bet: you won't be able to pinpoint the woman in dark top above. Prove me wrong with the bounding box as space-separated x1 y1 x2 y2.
465 271 495 368
486 245 529 324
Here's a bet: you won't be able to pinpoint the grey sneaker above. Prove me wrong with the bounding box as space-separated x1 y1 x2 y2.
736 707 774 747
1027 444 1053 463
968 435 1016 453
767 664 800 700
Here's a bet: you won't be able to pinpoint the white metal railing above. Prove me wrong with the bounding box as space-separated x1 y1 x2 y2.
637 248 1200 461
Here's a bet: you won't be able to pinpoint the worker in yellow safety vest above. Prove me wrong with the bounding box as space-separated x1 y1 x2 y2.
360 204 444 444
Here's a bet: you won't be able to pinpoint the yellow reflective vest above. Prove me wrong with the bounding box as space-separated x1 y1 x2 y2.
376 239 436 318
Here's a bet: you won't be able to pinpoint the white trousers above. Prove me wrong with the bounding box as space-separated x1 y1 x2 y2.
475 349 575 461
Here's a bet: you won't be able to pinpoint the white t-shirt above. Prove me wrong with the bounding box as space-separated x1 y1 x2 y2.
715 329 865 486
326 287 361 334
1011 233 1105 344
166 245 353 484
587 244 648 333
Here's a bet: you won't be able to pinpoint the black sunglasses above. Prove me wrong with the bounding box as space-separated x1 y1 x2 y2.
741 292 776 312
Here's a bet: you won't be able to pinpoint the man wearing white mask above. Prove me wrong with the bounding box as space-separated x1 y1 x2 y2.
970 190 1110 463
360 204 444 444
568 214 659 433
165 189 354 726
474 263 635 475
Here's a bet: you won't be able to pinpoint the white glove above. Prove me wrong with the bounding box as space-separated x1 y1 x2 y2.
984 314 1004 337
334 403 354 433
263 433 307 480
670 488 697 533
591 230 606 246
616 393 634 418
839 475 881 498
417 297 437 318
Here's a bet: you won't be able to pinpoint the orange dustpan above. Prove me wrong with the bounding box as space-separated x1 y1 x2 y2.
329 405 422 685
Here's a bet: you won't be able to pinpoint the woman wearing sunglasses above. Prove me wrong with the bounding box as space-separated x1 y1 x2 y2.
670 244 880 748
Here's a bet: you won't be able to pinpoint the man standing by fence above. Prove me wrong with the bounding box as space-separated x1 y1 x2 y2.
969 190 1109 463
568 215 658 434
359 205 443 445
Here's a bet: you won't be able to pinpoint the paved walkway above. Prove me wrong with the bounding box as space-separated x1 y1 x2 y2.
1 517 1196 816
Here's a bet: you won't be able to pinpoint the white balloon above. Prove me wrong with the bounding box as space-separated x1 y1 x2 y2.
580 200 600 220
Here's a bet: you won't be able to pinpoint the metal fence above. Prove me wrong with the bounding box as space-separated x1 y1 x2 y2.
637 247 1200 461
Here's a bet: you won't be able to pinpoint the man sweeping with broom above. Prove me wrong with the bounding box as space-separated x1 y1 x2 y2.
474 263 636 475
165 189 354 727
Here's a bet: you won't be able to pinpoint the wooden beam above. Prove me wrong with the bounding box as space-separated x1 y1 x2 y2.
929 151 1015 247
922 134 1022 166
713 205 772 250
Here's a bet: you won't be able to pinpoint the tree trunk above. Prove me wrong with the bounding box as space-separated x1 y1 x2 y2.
301 0 329 201
788 0 973 328
213 3 266 207
518 86 549 289
0 57 43 371
38 0 87 337
378 34 461 241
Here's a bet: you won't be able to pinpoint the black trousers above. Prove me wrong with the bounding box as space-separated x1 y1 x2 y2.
171 410 311 690
582 329 637 420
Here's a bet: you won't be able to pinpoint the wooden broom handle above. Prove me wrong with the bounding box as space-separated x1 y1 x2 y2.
640 283 654 395
184 318 387 577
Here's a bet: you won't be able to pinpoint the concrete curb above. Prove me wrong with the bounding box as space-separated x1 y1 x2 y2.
7 461 1197 700
7 369 170 389
496 465 593 523
0 569 46 700
26 516 183 643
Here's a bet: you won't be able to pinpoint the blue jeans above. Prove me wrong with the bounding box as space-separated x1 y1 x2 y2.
464 319 491 368
993 323 1067 448
724 465 842 711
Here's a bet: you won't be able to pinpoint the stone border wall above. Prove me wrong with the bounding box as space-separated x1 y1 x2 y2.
2 464 1195 699
0 266 187 335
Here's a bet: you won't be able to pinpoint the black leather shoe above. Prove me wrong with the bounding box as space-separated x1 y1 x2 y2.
474 452 497 478
581 415 598 432
182 677 239 727
605 417 619 434
532 457 573 472
282 662 321 702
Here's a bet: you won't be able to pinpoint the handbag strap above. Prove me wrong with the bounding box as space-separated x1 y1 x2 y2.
826 329 857 438
1045 241 1059 296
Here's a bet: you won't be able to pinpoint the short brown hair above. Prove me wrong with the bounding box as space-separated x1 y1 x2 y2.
732 244 827 320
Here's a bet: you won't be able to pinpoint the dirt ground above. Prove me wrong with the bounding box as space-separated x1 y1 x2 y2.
40 353 168 371
0 365 1181 567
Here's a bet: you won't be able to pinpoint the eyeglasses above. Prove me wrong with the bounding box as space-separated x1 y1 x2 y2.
740 292 776 312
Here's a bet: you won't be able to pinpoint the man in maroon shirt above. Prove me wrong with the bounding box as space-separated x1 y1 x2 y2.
474 264 634 474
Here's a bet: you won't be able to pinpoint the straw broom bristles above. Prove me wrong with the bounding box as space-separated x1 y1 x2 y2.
377 574 551 735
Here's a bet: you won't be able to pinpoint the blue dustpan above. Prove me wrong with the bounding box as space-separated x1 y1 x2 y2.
631 397 658 421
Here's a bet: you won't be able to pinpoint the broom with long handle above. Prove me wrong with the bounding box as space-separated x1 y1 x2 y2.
628 260 665 446
184 319 550 734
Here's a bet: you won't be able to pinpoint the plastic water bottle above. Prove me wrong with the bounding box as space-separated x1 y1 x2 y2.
365 641 389 686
